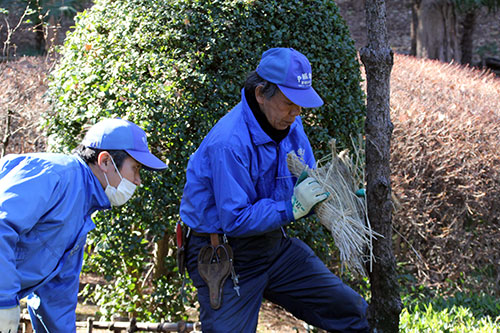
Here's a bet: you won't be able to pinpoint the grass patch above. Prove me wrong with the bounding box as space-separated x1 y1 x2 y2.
399 276 500 332
400 299 500 332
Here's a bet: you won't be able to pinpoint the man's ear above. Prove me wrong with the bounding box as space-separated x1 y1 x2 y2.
97 151 112 172
255 85 265 105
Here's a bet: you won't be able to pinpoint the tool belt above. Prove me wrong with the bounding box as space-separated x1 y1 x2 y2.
176 223 239 310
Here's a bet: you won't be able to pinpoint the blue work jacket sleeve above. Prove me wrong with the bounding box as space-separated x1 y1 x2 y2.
0 163 60 308
209 144 293 237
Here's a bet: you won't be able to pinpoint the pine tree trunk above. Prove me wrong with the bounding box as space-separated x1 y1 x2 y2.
412 0 461 62
359 0 401 332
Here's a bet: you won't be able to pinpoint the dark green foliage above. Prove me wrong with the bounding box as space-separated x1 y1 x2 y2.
45 0 365 320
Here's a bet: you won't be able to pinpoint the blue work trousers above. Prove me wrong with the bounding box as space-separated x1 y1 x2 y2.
186 229 370 332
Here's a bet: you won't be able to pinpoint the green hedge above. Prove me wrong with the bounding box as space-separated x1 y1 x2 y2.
46 0 365 321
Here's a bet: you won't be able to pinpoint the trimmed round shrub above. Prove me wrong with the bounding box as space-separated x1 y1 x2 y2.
45 0 365 321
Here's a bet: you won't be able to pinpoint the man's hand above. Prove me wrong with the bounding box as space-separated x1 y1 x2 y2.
0 305 20 333
292 172 329 220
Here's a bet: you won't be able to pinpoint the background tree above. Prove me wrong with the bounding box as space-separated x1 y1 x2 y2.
0 0 87 54
411 0 500 64
455 0 499 64
45 0 366 322
360 0 401 332
411 0 461 62
1 5 31 59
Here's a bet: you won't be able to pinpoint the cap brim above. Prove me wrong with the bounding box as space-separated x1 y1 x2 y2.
126 149 168 171
278 85 324 108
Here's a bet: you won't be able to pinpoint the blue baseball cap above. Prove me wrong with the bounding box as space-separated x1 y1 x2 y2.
256 48 324 108
82 118 168 170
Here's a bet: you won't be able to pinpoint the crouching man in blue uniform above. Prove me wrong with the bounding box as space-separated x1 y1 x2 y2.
180 48 370 332
0 118 167 332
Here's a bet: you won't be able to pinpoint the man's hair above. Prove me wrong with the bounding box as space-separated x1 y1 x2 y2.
74 144 129 169
244 71 278 99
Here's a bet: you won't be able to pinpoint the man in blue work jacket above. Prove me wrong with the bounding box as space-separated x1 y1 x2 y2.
180 48 370 332
0 118 167 332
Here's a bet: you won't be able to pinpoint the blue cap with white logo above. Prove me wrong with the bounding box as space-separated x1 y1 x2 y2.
82 118 167 170
256 48 324 108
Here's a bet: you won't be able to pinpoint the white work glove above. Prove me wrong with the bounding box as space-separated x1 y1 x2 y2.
0 305 20 333
291 172 329 220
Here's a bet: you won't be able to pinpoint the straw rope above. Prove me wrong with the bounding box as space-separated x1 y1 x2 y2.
287 138 381 277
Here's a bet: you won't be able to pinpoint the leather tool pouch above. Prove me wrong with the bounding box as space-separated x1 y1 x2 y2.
197 241 233 310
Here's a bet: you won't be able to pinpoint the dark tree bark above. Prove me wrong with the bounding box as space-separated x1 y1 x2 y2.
359 1 401 332
410 0 420 56
460 9 476 65
412 0 461 62
34 28 47 55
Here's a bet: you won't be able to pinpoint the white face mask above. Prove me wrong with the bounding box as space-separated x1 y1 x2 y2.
103 157 137 206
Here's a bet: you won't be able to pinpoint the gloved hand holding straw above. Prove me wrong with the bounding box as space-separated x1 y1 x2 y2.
292 171 329 220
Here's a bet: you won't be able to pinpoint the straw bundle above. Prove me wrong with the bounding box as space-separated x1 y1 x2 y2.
287 138 380 277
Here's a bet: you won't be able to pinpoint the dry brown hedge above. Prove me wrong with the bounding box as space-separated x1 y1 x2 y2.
390 54 500 292
1 54 499 294
0 57 51 156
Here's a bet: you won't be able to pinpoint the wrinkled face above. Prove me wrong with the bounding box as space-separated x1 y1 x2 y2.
256 87 302 130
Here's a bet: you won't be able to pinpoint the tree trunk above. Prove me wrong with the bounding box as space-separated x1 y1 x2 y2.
460 9 476 65
412 0 461 62
153 231 170 279
360 1 401 332
410 0 420 56
34 28 47 55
